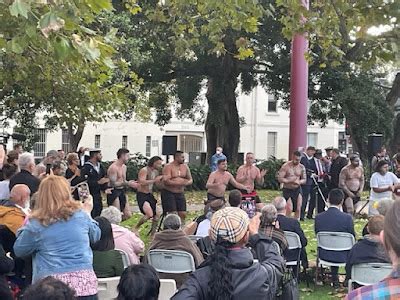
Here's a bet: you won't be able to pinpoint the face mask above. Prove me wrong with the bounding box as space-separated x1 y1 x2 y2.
216 150 221 155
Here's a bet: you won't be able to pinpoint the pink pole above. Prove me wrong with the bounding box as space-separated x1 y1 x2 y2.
288 0 309 159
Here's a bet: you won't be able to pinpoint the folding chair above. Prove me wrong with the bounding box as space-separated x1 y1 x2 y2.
148 249 196 274
97 276 120 300
315 232 355 286
284 231 302 278
115 248 130 268
158 279 177 300
348 263 392 292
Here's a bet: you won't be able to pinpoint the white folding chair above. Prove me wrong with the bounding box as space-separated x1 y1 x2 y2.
348 263 392 292
284 231 302 277
97 276 120 300
315 232 355 284
158 279 177 300
148 249 196 274
115 248 131 268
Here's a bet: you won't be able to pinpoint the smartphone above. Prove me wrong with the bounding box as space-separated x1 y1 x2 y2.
77 183 90 202
46 163 52 175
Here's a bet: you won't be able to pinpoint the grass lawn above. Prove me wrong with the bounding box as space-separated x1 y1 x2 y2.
120 190 369 299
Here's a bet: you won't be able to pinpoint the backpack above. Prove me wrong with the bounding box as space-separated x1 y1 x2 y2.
240 195 256 218
276 267 299 300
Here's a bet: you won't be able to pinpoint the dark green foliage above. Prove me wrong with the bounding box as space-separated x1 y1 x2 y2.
256 157 286 190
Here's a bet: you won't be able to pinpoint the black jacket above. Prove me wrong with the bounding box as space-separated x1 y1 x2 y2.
172 234 284 300
300 155 317 186
9 170 40 195
81 162 107 196
329 156 348 189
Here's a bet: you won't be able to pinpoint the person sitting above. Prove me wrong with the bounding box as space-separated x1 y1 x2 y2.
9 153 40 195
34 150 59 177
22 276 76 300
0 184 30 235
346 215 390 284
100 206 144 265
92 216 124 278
315 188 355 287
346 200 400 299
362 199 392 236
117 264 160 300
14 175 101 299
0 244 14 300
148 214 204 287
172 207 284 299
228 189 242 208
258 204 288 254
273 196 308 269
0 164 18 200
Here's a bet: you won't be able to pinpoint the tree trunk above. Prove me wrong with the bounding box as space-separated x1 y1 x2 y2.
387 72 400 153
68 123 85 152
205 52 240 164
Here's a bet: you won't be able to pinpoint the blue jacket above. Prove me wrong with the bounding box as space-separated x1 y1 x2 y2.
14 210 101 282
314 207 355 263
210 153 227 172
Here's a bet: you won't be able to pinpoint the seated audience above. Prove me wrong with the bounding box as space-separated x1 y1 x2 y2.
228 189 242 208
9 153 40 195
6 150 19 169
0 184 30 234
362 199 393 236
0 164 18 200
346 215 390 282
273 196 308 268
346 200 400 299
22 276 76 300
172 207 284 299
117 264 160 300
65 153 86 200
51 161 64 176
259 204 288 254
315 188 355 287
34 150 59 177
0 244 14 300
100 206 144 265
148 214 204 287
14 175 101 299
92 216 124 278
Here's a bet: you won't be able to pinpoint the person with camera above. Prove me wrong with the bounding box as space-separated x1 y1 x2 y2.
299 146 316 220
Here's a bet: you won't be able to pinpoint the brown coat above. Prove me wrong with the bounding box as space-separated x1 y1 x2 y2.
0 200 25 235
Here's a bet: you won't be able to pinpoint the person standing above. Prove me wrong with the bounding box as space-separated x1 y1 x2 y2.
9 153 40 195
339 155 365 215
369 160 400 216
107 148 137 220
371 147 390 172
328 148 348 191
162 151 193 222
277 151 306 219
81 149 111 218
307 149 328 219
210 147 227 172
206 159 251 202
135 156 163 234
299 146 317 220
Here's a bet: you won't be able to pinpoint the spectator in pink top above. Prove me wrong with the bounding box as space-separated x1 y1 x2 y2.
101 206 144 264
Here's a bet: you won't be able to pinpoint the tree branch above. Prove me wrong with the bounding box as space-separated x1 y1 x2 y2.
386 72 400 108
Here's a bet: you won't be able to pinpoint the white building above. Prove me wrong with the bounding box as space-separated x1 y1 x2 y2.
6 85 348 161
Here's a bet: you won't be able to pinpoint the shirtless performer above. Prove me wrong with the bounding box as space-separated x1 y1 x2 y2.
161 151 193 222
339 155 364 215
277 151 307 219
236 152 267 209
206 159 251 202
135 156 163 234
107 148 138 220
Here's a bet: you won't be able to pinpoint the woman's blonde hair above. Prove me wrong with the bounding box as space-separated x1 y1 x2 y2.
30 175 81 226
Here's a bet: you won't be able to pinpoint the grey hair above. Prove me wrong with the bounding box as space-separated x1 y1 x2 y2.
377 199 394 216
272 196 287 212
19 153 35 171
260 204 278 226
100 206 122 224
163 214 181 230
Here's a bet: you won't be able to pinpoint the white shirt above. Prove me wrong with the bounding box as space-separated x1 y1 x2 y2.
0 180 10 200
370 171 399 201
196 219 210 237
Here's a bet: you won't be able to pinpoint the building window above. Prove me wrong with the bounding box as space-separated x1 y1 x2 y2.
146 136 151 157
267 132 277 158
33 128 47 158
267 94 277 113
180 135 203 154
61 129 71 153
307 133 318 147
95 135 101 149
122 135 128 148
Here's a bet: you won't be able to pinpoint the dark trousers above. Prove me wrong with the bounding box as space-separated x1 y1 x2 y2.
307 182 327 218
78 295 98 300
91 194 103 218
300 185 312 219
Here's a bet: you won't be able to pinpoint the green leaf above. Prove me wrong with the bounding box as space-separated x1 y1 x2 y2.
39 12 65 38
9 0 30 19
54 37 71 60
10 37 24 54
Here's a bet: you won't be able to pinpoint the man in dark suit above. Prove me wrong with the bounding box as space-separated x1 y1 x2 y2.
300 146 317 220
328 148 348 191
273 197 308 269
315 188 355 286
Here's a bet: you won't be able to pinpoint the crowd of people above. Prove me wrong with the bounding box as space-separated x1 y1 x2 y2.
0 143 399 299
